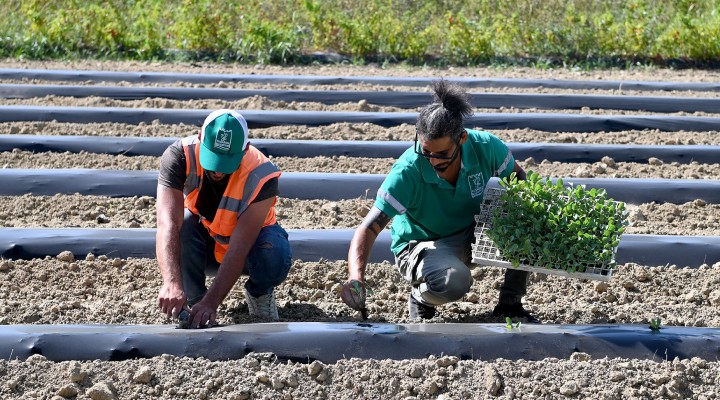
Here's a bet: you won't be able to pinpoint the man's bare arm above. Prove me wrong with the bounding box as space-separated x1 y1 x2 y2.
512 160 527 180
156 184 186 318
347 206 391 281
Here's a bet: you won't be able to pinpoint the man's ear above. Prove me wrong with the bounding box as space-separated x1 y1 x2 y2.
459 130 469 145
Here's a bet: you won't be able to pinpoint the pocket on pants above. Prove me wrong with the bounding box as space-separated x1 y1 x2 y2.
396 240 427 283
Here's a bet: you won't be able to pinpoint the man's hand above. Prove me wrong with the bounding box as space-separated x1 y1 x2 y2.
158 282 186 319
340 280 372 317
188 300 217 329
346 206 387 318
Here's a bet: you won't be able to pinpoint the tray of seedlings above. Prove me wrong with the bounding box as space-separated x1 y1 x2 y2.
472 172 629 281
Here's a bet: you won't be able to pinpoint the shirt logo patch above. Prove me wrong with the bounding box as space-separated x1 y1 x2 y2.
215 128 232 152
468 172 486 198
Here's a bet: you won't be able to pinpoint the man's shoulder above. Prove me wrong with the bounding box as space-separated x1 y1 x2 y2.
164 140 186 159
394 145 424 167
158 139 189 190
244 144 276 169
466 129 499 143
466 130 507 155
389 149 422 176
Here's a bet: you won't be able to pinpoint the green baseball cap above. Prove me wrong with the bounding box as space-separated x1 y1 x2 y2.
199 109 249 174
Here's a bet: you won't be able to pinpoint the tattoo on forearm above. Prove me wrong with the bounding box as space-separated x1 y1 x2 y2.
364 212 390 236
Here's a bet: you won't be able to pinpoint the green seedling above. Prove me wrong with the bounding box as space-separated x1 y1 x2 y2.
350 281 374 320
349 280 374 298
488 171 628 274
505 317 521 330
649 317 662 331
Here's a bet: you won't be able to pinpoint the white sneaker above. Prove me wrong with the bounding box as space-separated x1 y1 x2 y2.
244 287 279 320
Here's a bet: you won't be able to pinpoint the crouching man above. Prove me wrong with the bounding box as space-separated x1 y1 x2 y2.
342 80 537 322
156 109 292 328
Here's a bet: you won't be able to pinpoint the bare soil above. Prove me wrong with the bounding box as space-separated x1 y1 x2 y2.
1 59 720 399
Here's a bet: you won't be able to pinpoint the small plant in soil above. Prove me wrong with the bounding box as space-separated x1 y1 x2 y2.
487 171 629 274
505 317 521 330
649 317 662 331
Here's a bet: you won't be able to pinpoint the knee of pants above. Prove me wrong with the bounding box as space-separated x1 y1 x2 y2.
248 236 292 288
424 264 472 303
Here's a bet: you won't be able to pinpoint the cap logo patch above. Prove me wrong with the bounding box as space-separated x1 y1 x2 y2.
214 127 232 152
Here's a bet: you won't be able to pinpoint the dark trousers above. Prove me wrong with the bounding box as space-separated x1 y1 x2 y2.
395 224 529 306
179 210 292 304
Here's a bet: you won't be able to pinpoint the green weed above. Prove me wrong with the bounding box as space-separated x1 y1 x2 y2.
649 317 662 331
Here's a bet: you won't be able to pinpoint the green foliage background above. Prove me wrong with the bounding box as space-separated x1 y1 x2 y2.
2 0 719 67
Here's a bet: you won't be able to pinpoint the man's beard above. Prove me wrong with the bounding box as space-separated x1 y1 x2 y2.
433 148 460 173
433 162 451 172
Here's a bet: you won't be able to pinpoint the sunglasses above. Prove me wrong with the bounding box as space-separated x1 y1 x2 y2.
414 130 462 160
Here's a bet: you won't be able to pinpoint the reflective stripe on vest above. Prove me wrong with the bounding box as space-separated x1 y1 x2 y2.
211 161 280 245
218 161 280 217
182 136 200 195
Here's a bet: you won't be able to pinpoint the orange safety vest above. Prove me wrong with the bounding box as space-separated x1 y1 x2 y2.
181 135 281 262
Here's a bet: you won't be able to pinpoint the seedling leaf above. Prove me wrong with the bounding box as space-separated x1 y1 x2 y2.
649 317 662 330
487 171 628 274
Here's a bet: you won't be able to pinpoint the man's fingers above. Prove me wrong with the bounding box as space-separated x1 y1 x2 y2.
190 311 202 329
159 298 184 318
209 313 217 328
190 308 205 329
189 308 216 329
340 280 368 311
158 287 186 318
159 299 171 316
340 287 357 309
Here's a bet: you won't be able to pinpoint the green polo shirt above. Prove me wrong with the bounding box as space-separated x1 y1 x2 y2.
375 129 515 255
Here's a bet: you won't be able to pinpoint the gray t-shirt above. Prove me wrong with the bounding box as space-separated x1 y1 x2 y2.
158 141 279 221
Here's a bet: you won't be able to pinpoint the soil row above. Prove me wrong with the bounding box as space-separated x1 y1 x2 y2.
2 150 720 180
1 194 717 237
7 78 720 98
6 95 720 118
3 121 719 145
2 252 720 327
1 61 719 400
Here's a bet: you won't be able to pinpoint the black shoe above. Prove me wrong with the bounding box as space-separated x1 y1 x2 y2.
493 302 540 324
408 295 436 320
